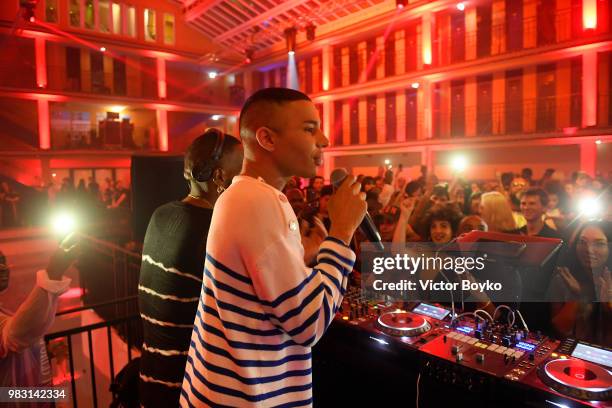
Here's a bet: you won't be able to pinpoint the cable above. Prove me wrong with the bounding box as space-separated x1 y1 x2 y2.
493 304 516 327
516 309 529 331
455 312 485 323
415 372 421 408
474 309 494 323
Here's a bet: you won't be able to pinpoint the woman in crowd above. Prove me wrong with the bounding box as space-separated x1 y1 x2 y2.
480 191 519 233
548 221 612 346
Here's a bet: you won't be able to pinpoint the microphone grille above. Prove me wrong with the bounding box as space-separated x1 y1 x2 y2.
330 168 348 188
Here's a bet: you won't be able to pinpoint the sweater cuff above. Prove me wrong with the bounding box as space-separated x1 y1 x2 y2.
36 270 72 295
325 236 351 249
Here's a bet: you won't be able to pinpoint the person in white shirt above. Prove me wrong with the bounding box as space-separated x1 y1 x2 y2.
0 233 77 390
181 87 366 407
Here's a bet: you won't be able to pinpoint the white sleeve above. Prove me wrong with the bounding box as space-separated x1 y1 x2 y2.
251 236 355 347
0 270 70 356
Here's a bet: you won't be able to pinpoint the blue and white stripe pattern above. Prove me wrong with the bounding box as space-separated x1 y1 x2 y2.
180 176 355 407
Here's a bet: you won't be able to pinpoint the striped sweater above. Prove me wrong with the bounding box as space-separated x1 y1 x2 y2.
138 202 213 407
180 176 355 407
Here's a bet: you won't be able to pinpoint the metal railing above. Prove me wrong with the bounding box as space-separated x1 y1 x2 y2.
45 308 140 408
77 233 141 322
44 232 144 408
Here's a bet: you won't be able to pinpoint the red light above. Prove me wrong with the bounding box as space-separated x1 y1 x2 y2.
583 0 597 29
397 3 404 9
29 16 35 22
456 2 465 11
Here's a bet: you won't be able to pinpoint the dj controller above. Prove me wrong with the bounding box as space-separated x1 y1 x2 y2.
312 287 611 407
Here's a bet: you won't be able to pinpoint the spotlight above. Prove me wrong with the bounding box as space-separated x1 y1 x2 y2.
411 82 420 89
284 27 297 55
384 159 391 165
100 47 106 52
451 155 468 172
305 24 316 41
396 0 407 9
51 212 77 236
52 173 57 178
108 105 126 113
208 71 218 79
211 115 222 121
456 2 465 11
595 139 602 145
577 197 602 219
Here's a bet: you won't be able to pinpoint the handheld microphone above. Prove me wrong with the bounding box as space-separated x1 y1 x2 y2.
330 168 384 251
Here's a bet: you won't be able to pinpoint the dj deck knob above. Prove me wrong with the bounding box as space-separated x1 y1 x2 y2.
476 353 485 364
451 345 460 355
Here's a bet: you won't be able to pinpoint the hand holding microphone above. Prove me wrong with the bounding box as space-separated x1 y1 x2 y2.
326 171 367 246
329 168 384 250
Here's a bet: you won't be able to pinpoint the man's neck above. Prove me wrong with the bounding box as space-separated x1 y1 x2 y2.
526 217 544 235
241 159 288 191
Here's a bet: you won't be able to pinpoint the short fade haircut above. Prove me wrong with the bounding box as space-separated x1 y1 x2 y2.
521 187 549 207
184 129 240 175
239 88 311 138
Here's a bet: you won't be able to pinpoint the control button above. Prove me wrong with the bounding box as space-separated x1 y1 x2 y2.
513 351 524 358
497 346 508 353
476 353 485 364
451 345 460 355
456 352 463 362
467 338 478 345
487 344 499 351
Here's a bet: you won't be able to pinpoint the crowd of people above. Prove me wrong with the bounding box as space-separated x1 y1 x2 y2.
50 176 131 211
0 176 131 230
284 165 611 346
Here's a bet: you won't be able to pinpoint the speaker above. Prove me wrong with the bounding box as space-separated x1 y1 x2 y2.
131 155 186 242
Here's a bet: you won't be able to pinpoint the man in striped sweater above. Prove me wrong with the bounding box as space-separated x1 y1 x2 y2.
138 129 243 407
181 88 367 407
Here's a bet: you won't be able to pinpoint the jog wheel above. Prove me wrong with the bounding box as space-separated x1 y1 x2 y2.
537 358 612 401
376 311 431 337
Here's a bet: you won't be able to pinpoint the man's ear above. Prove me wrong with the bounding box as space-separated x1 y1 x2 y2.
254 127 276 152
